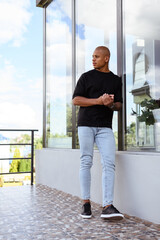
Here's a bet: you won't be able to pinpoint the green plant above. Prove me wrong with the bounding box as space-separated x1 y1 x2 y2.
9 148 21 172
138 99 159 125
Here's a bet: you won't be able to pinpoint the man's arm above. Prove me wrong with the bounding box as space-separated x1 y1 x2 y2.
72 96 103 107
72 94 122 110
108 102 122 111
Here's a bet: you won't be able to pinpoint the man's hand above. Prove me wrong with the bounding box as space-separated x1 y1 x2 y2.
102 93 114 107
96 96 104 105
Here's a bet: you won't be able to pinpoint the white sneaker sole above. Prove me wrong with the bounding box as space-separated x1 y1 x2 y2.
80 214 92 219
101 213 124 220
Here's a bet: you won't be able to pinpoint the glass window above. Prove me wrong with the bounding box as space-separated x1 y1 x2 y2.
46 0 72 148
76 0 118 148
124 0 160 151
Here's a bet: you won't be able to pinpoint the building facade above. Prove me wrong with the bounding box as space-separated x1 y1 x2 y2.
36 0 160 224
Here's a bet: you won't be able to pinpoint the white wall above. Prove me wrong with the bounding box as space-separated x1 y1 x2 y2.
36 149 160 224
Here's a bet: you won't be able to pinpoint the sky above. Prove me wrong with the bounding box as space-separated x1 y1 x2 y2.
0 0 43 136
1 0 159 139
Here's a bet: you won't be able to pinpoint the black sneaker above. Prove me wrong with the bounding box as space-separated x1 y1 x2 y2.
101 204 124 220
80 202 92 219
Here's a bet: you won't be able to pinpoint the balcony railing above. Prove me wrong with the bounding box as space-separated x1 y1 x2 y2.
0 129 38 185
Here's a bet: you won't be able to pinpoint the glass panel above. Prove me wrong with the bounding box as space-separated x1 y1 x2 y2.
46 0 72 148
124 0 160 151
76 0 118 148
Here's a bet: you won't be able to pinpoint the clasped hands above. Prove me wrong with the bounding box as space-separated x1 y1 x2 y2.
99 93 114 107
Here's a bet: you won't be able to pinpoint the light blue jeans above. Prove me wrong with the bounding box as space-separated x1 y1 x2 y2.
78 126 116 207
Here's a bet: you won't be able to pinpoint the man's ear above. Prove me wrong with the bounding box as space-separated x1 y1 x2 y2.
105 56 109 63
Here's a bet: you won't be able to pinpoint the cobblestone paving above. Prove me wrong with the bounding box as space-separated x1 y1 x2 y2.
0 185 160 240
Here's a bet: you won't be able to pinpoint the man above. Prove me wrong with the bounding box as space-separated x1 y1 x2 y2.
72 46 124 220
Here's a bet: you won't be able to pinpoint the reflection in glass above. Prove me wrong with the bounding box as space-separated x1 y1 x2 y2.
46 0 72 148
76 0 118 148
124 0 160 151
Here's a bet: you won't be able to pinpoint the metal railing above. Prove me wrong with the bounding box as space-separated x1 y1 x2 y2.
0 129 38 185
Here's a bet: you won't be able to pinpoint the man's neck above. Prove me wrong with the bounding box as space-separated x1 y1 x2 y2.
95 65 110 73
95 68 110 73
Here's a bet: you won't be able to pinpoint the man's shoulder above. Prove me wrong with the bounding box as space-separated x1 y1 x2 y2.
83 69 95 77
78 70 96 82
110 71 120 79
110 72 122 83
81 70 121 83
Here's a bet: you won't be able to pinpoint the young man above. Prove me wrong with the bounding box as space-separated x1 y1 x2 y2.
72 46 124 220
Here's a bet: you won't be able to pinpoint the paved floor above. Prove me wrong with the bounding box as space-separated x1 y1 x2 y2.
0 185 160 240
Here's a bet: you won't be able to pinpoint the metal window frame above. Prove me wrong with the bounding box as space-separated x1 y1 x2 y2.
43 7 47 148
72 0 76 149
117 0 126 150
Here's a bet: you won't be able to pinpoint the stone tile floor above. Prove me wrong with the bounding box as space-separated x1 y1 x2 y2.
0 185 160 240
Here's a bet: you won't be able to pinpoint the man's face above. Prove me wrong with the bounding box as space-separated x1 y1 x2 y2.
92 49 109 70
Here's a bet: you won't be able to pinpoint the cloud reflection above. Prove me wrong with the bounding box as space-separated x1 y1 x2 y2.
125 0 160 40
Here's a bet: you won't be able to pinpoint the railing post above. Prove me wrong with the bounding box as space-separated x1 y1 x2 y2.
31 130 34 185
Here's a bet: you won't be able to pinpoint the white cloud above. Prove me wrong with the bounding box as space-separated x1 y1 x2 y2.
0 102 37 129
0 57 42 131
77 0 116 31
46 19 71 45
125 0 160 40
0 0 32 46
0 60 21 93
57 0 116 32
0 56 42 95
28 77 43 93
46 43 72 73
47 74 72 99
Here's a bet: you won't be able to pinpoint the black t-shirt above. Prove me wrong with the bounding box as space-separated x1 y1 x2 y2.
72 69 122 128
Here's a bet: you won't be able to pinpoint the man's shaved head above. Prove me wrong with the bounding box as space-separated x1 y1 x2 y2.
92 46 110 71
95 46 110 58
